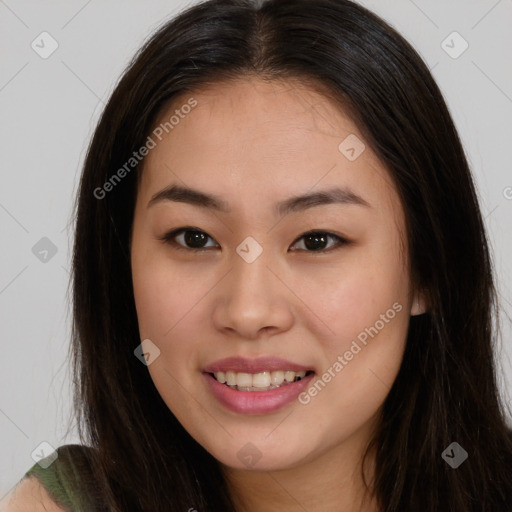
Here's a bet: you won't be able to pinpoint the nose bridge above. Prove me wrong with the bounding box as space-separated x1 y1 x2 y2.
230 235 275 299
212 235 294 338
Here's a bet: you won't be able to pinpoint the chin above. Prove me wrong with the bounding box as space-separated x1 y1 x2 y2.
201 432 317 472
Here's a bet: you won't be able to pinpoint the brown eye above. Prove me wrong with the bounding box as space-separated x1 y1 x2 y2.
160 228 219 251
290 231 349 252
159 228 349 253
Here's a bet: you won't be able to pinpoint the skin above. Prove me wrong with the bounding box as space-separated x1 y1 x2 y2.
130 76 426 512
0 477 66 511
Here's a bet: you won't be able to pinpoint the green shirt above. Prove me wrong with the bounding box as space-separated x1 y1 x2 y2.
24 444 99 512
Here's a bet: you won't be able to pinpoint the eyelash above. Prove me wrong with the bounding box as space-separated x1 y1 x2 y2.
158 227 350 254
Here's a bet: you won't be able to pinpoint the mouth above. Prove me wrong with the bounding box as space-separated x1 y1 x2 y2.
202 357 316 414
208 370 314 392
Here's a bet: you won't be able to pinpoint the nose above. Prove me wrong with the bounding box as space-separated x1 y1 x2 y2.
212 244 295 340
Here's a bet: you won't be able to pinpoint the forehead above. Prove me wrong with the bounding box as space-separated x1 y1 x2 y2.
139 76 404 229
155 76 358 150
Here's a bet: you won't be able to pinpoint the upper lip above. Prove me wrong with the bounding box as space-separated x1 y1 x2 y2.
203 356 313 374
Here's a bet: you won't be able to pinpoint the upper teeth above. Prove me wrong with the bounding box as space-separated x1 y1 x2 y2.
214 370 307 390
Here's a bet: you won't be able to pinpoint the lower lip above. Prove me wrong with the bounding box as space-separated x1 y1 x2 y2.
203 372 315 415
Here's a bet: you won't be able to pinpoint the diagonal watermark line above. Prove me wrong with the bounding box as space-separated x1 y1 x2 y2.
429 62 439 71
472 61 512 104
264 409 294 438
471 0 503 30
164 268 233 337
408 0 439 29
61 0 93 29
265 472 311 512
163 368 234 438
368 367 392 391
0 0 29 28
0 203 29 233
0 62 29 92
484 204 499 220
0 407 29 438
265 265 336 335
0 265 28 296
292 86 340 134
0 482 19 504
61 61 105 104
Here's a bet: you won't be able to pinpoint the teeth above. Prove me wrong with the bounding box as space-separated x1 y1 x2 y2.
252 371 271 388
213 370 308 391
226 371 236 386
284 371 296 383
236 372 253 388
271 370 284 385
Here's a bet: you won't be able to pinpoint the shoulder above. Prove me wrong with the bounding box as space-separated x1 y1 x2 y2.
0 444 100 512
0 477 66 512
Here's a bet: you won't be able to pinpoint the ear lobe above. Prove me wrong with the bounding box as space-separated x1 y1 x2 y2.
410 290 428 316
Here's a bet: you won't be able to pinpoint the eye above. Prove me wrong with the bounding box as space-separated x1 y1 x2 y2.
289 230 349 253
159 228 350 253
158 227 219 252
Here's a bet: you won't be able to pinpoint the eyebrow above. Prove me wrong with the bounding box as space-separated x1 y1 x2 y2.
147 183 371 216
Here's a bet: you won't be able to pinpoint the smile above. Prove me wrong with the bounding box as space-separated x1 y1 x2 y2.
210 370 312 391
202 356 317 414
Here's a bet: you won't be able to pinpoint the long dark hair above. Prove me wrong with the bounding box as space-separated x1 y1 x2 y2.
70 0 512 510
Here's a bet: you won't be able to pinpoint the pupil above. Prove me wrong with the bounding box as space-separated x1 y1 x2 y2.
305 233 327 251
185 230 207 248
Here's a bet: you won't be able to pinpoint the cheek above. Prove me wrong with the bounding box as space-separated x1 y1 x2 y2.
329 273 407 342
131 246 215 393
291 245 409 349
296 299 408 448
296 237 410 414
314 265 409 410
132 264 176 338
131 256 203 415
131 244 204 339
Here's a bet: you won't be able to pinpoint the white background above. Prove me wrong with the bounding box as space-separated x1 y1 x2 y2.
1 0 511 497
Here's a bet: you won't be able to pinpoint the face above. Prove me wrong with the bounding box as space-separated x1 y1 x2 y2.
131 77 421 472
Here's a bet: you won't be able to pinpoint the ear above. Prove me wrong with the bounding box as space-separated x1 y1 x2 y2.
410 289 428 316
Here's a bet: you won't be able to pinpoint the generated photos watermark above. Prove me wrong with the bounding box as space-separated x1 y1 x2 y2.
237 442 263 468
31 441 58 469
134 338 161 366
94 97 197 200
442 442 468 469
298 301 403 405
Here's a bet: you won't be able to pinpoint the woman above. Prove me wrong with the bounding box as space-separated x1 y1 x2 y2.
3 0 512 510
